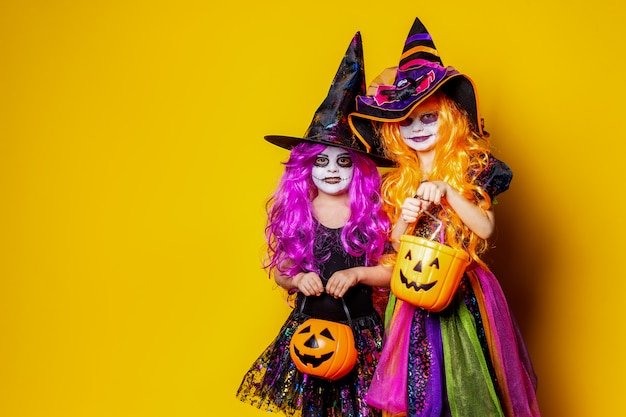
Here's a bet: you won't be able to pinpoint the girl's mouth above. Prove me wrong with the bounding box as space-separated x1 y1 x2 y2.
323 177 342 184
407 135 431 143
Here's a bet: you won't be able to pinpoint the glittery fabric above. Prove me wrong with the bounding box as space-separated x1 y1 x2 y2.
236 225 385 417
366 157 540 416
407 308 443 417
473 156 513 200
236 308 384 417
381 267 540 417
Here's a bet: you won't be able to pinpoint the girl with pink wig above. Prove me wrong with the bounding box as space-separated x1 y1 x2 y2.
237 32 393 417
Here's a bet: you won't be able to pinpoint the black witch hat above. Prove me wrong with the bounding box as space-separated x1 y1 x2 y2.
265 32 393 167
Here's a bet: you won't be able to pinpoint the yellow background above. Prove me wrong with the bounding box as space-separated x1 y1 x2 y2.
1 1 624 416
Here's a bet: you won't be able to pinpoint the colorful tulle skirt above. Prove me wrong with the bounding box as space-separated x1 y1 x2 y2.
236 308 384 417
366 266 541 417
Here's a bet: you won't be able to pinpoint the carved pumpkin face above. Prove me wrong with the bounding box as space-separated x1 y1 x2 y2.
289 318 357 381
391 235 469 312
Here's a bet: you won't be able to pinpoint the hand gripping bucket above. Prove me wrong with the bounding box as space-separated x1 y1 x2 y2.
391 211 470 312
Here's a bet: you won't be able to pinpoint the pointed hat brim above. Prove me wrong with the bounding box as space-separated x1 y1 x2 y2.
264 134 394 167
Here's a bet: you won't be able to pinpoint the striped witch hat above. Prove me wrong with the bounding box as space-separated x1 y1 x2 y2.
349 17 485 149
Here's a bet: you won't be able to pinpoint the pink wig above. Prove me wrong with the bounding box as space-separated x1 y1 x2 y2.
264 142 390 278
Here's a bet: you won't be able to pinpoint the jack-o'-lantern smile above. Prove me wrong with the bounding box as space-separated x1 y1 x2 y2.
399 269 437 292
397 252 441 292
292 346 334 367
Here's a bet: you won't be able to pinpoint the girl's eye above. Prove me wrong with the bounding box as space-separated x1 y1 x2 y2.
419 112 438 124
399 117 413 127
314 156 329 167
399 112 438 127
337 156 353 168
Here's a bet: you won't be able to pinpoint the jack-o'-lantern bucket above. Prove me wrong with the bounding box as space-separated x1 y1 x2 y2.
391 234 470 312
289 297 357 381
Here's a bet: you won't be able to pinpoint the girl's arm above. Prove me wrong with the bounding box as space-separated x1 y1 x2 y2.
439 183 494 238
414 180 495 239
390 216 412 251
325 264 392 298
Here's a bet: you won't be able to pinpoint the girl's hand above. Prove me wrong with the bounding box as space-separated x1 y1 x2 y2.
415 180 495 239
415 181 448 206
399 181 449 225
294 272 324 296
326 269 359 298
401 197 423 223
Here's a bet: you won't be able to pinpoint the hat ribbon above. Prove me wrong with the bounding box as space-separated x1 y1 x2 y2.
373 70 436 106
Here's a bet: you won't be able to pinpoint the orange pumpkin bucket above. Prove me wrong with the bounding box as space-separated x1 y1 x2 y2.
289 298 357 380
391 209 470 312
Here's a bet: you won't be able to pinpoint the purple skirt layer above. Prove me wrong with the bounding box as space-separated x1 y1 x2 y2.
366 266 540 417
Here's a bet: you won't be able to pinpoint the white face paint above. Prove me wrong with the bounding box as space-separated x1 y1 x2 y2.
311 146 354 196
399 101 440 153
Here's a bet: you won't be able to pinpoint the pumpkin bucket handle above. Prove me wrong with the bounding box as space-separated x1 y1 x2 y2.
405 198 468 252
299 296 353 327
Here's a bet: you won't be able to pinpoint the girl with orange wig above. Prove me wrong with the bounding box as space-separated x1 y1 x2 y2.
348 18 541 417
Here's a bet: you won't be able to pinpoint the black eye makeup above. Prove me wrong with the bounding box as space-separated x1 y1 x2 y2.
314 150 353 169
314 155 329 167
337 154 353 168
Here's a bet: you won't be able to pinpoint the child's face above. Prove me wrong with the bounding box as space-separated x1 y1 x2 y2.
311 146 354 196
399 98 440 153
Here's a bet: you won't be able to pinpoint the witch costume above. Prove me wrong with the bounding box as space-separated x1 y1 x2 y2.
236 32 392 417
348 17 541 417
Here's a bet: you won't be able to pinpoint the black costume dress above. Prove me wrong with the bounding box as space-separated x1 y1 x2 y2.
236 222 384 417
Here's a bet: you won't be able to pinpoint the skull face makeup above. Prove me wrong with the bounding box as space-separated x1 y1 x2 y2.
311 146 354 195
